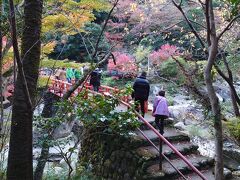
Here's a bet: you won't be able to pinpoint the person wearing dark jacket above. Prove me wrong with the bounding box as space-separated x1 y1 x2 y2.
132 71 150 117
90 68 101 92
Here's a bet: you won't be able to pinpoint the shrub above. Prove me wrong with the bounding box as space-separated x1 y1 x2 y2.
190 60 217 82
158 58 186 84
166 95 174 106
186 125 212 138
134 45 152 64
149 44 179 64
37 76 52 88
40 58 87 69
226 117 240 142
75 88 140 136
107 52 138 79
101 76 132 89
158 59 178 77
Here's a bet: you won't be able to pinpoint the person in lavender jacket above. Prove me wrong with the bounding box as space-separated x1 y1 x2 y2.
152 90 169 134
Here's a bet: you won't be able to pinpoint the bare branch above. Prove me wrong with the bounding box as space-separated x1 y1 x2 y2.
92 0 119 58
171 0 205 48
153 73 178 85
137 20 185 36
34 43 67 109
21 39 40 62
60 12 93 60
205 0 211 46
214 62 240 107
217 14 240 40
9 0 33 109
0 5 3 132
214 63 229 83
222 53 232 82
172 56 211 109
179 0 183 7
160 20 184 32
197 0 205 6
62 51 113 100
189 20 207 29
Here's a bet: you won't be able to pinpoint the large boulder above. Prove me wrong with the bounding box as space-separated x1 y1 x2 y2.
168 94 205 124
223 148 240 171
213 80 235 102
53 120 76 139
174 121 187 131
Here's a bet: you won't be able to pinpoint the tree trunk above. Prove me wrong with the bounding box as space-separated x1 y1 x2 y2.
34 142 50 180
2 39 12 58
205 1 223 179
34 92 58 179
7 0 43 179
0 2 3 132
205 41 224 180
230 88 240 116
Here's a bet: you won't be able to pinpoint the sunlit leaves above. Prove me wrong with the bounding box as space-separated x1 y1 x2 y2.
42 41 56 55
134 45 152 63
42 0 110 34
226 0 240 16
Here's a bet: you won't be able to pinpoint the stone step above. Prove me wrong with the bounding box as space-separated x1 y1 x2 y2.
176 169 215 180
136 141 199 162
139 118 174 130
115 105 174 129
135 128 190 146
143 154 214 180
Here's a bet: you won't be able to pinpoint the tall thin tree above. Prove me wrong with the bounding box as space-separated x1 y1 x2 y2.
172 0 240 179
205 1 223 179
7 0 43 179
0 0 3 133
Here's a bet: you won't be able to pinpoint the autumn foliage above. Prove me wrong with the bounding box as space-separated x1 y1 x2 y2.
149 44 179 64
108 52 137 78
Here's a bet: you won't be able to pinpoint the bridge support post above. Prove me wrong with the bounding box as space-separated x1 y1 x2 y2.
158 118 164 171
159 136 163 170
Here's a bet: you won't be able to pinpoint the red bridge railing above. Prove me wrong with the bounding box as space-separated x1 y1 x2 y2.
49 78 130 102
49 79 207 180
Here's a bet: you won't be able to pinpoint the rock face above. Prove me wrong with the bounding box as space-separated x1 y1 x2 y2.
174 121 186 131
80 126 144 180
80 113 215 180
53 120 76 139
223 148 240 171
213 81 230 102
33 132 80 178
168 94 205 125
149 85 206 125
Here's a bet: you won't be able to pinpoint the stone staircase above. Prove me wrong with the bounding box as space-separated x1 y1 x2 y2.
134 112 215 180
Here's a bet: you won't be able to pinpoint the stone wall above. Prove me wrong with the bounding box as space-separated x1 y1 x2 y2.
80 127 145 180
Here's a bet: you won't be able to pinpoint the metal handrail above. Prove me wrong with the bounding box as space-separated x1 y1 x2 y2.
137 127 188 180
120 100 207 180
49 79 207 180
